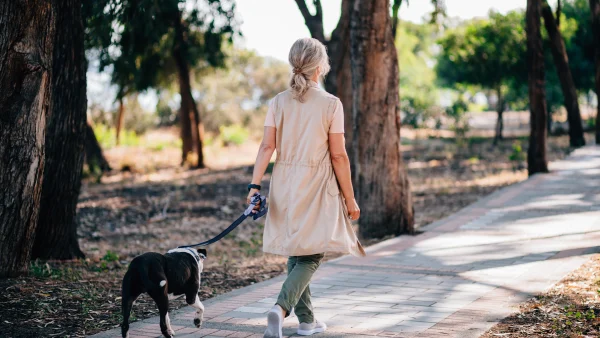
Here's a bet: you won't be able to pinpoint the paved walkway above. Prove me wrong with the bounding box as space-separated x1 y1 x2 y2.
91 146 600 338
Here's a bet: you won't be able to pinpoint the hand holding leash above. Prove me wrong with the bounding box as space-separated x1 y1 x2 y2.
178 192 268 248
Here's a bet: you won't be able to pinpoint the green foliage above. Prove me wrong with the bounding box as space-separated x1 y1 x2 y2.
102 251 119 263
191 48 289 134
509 140 526 162
93 124 140 149
397 21 441 127
83 0 239 96
446 98 470 146
219 125 249 146
437 11 527 93
561 0 596 93
29 261 81 280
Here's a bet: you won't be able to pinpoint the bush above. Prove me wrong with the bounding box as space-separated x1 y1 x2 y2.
219 125 249 147
93 124 140 149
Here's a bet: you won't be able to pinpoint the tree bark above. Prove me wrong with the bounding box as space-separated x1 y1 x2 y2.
173 11 204 168
0 0 52 277
85 122 111 173
590 0 600 144
541 0 586 148
527 0 550 175
493 87 505 146
115 96 124 145
350 0 414 238
32 0 86 260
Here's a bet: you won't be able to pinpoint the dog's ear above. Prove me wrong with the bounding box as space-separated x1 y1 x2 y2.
197 248 207 258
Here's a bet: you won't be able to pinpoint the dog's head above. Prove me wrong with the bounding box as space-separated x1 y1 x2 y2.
195 248 207 277
197 248 207 261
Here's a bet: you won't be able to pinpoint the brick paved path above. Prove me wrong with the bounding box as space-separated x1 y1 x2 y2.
91 146 600 338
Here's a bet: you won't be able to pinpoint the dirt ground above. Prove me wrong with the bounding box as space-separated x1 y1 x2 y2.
482 254 600 338
0 131 591 338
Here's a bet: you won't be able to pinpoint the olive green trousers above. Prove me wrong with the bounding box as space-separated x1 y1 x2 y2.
275 253 325 324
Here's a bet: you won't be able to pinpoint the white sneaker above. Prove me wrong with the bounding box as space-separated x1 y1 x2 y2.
263 305 284 338
297 320 327 336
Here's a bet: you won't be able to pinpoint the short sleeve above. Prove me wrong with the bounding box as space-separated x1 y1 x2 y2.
329 99 345 133
264 99 276 127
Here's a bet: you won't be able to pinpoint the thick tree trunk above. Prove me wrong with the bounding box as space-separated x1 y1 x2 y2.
85 122 111 173
0 0 52 277
350 0 414 238
32 0 86 260
591 0 600 144
115 96 124 145
527 0 550 175
173 12 204 168
493 87 505 146
541 0 586 148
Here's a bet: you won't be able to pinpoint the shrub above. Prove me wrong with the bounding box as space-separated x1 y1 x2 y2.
219 125 249 147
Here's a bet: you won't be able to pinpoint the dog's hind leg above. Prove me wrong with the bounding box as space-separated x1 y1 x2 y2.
121 271 143 338
186 290 204 328
149 290 173 338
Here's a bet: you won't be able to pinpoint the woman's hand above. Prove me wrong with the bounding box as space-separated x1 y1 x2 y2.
345 198 360 221
247 188 261 213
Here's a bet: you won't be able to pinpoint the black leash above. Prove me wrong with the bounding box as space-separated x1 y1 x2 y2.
178 193 268 248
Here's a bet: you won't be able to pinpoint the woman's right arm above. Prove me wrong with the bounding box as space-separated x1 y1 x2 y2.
329 133 360 221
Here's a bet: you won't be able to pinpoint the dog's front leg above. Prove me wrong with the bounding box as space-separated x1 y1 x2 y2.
188 295 205 328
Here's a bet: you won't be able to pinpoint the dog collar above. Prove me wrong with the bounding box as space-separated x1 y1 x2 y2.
167 248 203 264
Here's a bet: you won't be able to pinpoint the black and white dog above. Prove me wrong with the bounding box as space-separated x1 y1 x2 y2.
121 247 207 338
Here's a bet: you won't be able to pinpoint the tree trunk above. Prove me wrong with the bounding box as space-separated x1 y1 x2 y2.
541 0 586 148
591 0 600 144
527 0 550 175
115 96 124 145
85 122 111 173
350 0 414 238
173 11 204 168
31 0 86 260
493 87 505 146
0 0 52 277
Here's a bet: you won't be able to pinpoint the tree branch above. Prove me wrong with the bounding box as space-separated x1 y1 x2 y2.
293 0 326 43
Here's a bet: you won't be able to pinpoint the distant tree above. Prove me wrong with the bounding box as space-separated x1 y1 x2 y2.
397 21 440 127
591 0 600 143
0 0 51 277
350 0 414 238
527 0 550 175
541 0 585 147
562 0 596 94
32 0 87 260
191 48 289 133
437 11 528 145
84 0 238 168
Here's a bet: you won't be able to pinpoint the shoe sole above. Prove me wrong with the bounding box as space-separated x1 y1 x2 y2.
263 311 283 338
297 327 326 336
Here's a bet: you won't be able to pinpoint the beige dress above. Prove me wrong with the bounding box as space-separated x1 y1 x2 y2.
262 82 366 258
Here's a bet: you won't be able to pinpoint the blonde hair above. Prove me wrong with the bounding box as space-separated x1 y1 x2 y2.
288 38 331 102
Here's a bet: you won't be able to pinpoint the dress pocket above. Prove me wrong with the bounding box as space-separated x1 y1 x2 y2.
327 179 340 196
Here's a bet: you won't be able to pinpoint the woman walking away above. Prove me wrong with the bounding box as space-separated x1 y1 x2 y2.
247 38 366 338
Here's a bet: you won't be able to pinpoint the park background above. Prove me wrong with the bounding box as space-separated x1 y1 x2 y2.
0 0 599 337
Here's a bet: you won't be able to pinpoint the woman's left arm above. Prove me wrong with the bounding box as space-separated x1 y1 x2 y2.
247 126 277 203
